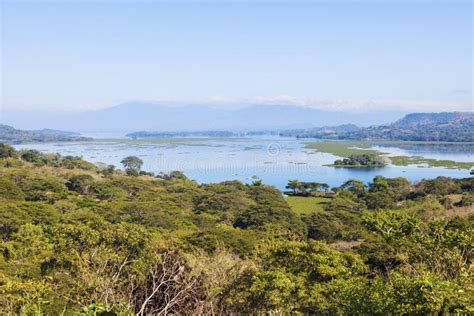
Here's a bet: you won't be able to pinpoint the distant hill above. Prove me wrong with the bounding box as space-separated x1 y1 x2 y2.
280 124 361 138
0 124 92 144
1 102 407 132
127 130 236 138
285 112 474 142
394 112 472 127
32 128 80 136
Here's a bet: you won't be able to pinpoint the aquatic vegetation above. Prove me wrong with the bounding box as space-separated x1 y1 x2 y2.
306 141 474 170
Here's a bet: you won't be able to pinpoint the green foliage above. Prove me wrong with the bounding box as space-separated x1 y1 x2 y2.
333 153 386 167
0 149 472 314
185 224 258 257
20 149 50 166
324 191 367 213
61 155 97 170
0 202 60 238
457 193 473 207
416 176 463 195
66 174 95 194
0 177 25 201
3 169 67 202
16 147 97 170
329 271 471 314
90 180 128 200
285 179 330 196
304 209 363 242
340 179 366 196
121 156 143 173
365 191 395 209
78 303 112 316
363 210 419 240
125 168 139 177
0 143 17 158
234 204 306 239
228 241 366 313
193 182 254 223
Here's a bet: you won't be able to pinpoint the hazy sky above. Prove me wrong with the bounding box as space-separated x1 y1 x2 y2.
1 0 472 112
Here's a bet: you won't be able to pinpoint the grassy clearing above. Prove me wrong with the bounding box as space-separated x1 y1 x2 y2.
286 196 331 215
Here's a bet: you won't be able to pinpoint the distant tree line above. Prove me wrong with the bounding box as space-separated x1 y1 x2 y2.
286 180 330 196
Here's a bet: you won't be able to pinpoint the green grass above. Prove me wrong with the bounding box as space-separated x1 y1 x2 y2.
286 196 331 215
389 156 474 169
303 141 382 157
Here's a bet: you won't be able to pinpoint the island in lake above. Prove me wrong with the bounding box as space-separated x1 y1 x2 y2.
331 154 387 168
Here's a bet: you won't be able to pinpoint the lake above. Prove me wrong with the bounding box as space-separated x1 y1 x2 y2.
13 137 473 190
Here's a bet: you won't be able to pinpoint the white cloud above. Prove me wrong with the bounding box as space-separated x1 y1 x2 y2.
237 95 472 112
3 95 471 113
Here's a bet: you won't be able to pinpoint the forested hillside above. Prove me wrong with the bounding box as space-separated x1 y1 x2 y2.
0 143 473 314
285 112 474 142
0 124 92 144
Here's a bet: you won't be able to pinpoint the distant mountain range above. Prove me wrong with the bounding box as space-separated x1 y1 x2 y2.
284 112 474 142
0 125 92 144
280 124 362 138
1 102 407 132
2 104 471 142
126 112 473 142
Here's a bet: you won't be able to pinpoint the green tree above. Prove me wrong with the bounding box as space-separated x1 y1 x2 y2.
0 177 25 201
340 179 366 197
0 143 17 158
228 240 366 314
286 179 301 195
120 156 144 173
66 174 95 194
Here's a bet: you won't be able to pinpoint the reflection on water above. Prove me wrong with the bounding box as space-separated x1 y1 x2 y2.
13 138 473 190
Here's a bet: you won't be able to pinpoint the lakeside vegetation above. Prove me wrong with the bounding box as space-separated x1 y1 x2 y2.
305 141 474 170
0 142 473 314
332 154 387 168
390 156 474 170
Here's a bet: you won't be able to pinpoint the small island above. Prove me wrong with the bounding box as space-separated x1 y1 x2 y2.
332 154 386 168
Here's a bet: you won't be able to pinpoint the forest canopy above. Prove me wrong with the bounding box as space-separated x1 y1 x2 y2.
0 143 472 314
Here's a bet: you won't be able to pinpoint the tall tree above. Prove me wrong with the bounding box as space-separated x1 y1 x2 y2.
121 156 144 172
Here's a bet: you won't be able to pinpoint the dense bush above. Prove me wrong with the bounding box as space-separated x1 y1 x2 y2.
0 144 472 314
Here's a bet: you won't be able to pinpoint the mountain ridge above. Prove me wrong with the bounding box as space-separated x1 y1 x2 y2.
288 112 474 142
1 102 408 132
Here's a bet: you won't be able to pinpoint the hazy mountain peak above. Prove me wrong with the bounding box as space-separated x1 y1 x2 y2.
1 101 408 133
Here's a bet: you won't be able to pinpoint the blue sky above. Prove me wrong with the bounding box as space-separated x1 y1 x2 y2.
1 0 472 112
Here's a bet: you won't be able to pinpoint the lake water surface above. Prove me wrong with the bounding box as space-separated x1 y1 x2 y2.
14 138 473 190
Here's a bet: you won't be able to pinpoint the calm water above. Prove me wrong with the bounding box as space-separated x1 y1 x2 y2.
14 138 473 190
372 143 474 162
